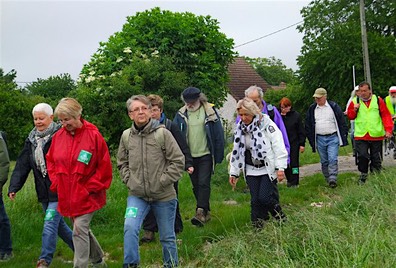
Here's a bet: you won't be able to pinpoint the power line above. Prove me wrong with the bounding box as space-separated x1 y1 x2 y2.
234 20 303 48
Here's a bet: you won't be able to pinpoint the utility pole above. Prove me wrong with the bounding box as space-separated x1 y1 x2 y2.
360 0 371 85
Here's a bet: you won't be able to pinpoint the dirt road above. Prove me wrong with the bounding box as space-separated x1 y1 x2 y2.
299 153 395 178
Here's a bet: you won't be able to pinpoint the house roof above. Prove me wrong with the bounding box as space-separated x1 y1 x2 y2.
227 57 270 100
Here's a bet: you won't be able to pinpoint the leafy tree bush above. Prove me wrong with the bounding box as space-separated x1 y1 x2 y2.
297 0 396 108
25 73 76 103
245 56 297 86
79 7 236 107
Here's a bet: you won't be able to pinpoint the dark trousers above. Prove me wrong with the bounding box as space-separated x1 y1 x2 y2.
142 182 183 233
285 143 301 186
246 174 281 224
189 154 213 212
355 140 383 174
0 194 12 255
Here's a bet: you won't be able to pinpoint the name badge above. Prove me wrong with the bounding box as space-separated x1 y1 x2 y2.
125 207 138 218
44 209 56 221
77 150 92 165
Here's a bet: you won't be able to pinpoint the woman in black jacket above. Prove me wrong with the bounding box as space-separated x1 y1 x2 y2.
279 98 306 187
8 103 73 268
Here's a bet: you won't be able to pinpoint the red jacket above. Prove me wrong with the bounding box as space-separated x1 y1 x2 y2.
46 119 112 217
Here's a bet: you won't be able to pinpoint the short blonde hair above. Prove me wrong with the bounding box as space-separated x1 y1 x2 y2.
54 98 82 119
147 94 164 110
236 97 261 116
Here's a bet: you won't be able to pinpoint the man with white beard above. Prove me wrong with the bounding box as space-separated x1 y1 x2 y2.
173 87 224 227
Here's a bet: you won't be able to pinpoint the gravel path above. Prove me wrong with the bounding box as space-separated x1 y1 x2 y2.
299 153 395 178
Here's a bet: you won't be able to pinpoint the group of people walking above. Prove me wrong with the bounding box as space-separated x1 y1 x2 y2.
0 81 394 267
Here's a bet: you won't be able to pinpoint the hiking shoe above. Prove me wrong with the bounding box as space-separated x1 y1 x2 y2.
92 259 108 268
191 208 206 227
358 173 367 185
36 259 49 268
140 230 155 244
329 181 337 188
0 252 13 262
205 211 211 222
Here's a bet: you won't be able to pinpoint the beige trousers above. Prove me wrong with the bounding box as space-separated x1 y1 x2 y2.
72 213 103 268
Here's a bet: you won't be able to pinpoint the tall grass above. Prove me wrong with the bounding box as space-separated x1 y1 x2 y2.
2 143 395 267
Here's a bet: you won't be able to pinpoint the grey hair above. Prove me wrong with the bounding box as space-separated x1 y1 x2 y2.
236 97 261 116
244 85 264 99
126 95 152 112
32 103 53 116
180 92 208 103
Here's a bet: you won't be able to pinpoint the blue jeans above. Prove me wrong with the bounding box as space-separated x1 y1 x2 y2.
40 202 74 264
124 196 178 267
0 194 12 255
316 134 340 182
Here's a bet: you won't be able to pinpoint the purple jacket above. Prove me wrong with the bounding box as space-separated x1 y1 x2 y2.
236 100 290 161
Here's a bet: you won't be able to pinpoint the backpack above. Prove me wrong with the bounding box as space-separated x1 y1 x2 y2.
121 126 166 153
267 104 275 121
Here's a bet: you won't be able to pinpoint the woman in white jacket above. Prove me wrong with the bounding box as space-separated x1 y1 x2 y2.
229 97 288 229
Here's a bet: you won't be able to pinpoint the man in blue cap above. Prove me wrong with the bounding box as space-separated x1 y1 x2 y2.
174 87 225 226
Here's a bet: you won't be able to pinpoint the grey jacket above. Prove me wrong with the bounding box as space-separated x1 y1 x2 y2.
0 134 10 194
117 119 185 202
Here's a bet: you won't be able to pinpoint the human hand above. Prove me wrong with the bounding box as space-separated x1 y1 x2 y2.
385 131 393 139
277 170 285 182
299 146 305 153
229 176 238 191
187 166 194 174
354 103 360 111
8 192 16 201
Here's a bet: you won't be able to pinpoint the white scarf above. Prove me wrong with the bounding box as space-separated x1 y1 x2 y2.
230 115 267 170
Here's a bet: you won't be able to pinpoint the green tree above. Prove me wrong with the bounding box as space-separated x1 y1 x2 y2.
79 7 236 107
245 56 296 86
297 0 396 108
0 68 18 91
25 73 76 102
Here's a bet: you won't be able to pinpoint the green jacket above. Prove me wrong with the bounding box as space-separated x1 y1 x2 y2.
117 119 185 202
0 133 10 194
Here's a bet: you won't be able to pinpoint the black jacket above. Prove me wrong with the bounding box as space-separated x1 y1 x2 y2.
161 115 193 170
8 136 58 203
305 100 349 153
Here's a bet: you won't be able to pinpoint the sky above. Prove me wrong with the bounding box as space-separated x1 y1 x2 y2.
1 0 310 84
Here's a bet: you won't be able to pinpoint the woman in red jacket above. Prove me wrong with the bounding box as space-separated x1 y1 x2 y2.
46 98 112 268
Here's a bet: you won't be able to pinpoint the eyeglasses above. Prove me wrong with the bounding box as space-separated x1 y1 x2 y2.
130 106 149 114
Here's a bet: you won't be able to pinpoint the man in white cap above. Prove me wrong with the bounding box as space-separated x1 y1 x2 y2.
174 87 225 227
383 86 396 158
384 86 396 123
305 87 349 188
346 81 393 184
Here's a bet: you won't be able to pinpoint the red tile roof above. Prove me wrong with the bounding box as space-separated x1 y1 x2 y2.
227 57 270 100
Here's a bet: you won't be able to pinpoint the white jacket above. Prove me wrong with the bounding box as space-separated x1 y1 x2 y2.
229 114 288 181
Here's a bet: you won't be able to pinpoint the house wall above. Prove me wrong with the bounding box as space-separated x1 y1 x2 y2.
218 93 237 137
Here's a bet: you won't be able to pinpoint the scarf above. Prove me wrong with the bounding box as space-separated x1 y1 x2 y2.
230 115 267 170
28 121 59 178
